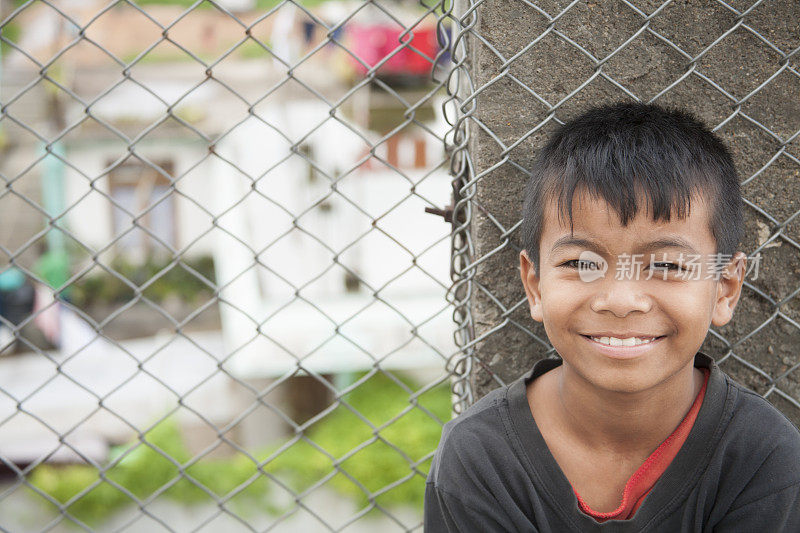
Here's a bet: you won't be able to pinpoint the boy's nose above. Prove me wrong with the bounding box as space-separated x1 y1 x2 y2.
589 278 653 318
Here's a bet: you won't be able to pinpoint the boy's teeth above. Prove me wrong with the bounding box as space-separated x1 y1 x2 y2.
591 336 655 346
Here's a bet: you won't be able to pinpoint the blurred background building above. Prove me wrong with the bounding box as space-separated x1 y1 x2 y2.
0 0 456 529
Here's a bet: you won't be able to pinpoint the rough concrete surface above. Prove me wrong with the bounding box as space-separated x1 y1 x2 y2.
464 0 800 427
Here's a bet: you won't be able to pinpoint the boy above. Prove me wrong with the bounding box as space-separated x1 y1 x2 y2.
424 102 800 531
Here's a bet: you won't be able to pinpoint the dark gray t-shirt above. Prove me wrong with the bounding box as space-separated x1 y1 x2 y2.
424 352 800 532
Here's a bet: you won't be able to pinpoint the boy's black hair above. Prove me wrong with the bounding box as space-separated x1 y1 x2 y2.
520 101 743 274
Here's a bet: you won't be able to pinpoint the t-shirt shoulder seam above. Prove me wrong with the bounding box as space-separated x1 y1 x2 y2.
729 480 800 511
731 381 800 436
426 479 483 513
459 386 509 415
434 388 509 459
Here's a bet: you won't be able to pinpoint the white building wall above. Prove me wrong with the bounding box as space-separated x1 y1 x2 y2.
60 93 455 378
209 97 455 378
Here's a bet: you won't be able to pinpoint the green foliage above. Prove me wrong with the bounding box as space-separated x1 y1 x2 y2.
27 372 451 525
68 255 216 308
29 465 127 524
266 371 451 511
1 22 22 57
29 418 272 525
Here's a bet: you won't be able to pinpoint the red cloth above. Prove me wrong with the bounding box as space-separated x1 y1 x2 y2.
573 368 710 522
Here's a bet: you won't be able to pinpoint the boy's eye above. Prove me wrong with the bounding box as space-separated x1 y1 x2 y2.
650 262 684 272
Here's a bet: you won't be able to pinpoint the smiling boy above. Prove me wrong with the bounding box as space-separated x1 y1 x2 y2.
424 102 800 531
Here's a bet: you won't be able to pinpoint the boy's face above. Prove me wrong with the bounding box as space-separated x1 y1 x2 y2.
519 189 746 394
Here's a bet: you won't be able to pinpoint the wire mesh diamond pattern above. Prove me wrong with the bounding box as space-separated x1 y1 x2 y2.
453 0 800 432
2 0 799 530
0 0 469 530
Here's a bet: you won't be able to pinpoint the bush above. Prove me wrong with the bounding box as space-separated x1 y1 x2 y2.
264 371 451 511
68 255 216 308
29 417 270 525
28 371 450 525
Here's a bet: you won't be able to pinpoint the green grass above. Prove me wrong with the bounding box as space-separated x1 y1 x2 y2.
29 419 275 525
268 371 451 510
27 371 451 525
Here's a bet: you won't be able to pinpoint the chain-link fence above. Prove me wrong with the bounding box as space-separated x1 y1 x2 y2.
2 0 799 530
452 0 800 432
0 0 477 530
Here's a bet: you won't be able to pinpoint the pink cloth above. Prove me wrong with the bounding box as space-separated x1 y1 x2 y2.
33 284 61 346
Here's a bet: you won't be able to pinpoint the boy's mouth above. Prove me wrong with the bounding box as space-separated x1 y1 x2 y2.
580 334 666 347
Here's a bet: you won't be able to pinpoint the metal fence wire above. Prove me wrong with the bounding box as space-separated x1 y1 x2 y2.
452 0 800 431
0 0 473 530
0 0 798 531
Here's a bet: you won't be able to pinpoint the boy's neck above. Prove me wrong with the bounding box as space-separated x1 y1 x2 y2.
550 362 704 458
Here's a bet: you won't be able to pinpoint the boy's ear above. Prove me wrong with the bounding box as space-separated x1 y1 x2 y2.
711 251 747 327
520 250 543 323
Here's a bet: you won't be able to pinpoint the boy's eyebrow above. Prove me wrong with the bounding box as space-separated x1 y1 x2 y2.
635 237 700 256
549 236 700 255
549 236 608 255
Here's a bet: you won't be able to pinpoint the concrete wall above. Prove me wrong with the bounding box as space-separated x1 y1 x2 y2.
465 0 800 426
